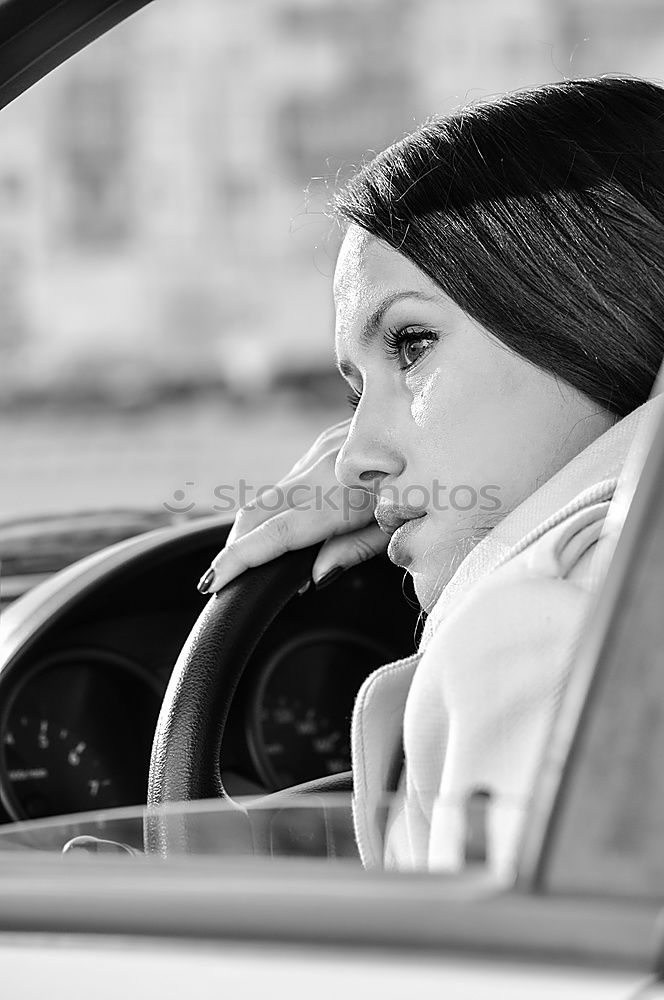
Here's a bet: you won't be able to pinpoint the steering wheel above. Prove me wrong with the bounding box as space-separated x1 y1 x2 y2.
145 542 354 854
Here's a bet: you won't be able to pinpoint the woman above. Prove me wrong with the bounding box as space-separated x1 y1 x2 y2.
197 76 664 875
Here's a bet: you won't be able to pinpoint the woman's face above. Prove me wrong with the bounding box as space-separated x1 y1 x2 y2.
333 225 615 611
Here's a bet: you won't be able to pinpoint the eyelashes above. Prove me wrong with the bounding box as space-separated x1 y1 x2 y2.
383 326 438 369
344 326 439 413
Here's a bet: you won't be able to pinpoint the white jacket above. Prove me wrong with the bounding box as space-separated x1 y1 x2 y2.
350 394 663 877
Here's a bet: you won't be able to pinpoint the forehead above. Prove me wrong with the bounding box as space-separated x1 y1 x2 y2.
333 225 437 340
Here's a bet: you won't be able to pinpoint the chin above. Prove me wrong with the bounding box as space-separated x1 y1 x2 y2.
408 544 459 613
406 514 490 612
410 571 439 614
398 565 440 615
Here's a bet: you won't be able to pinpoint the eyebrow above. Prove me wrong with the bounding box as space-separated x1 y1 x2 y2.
335 290 439 378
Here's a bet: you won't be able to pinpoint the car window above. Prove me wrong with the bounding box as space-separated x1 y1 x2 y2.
2 0 664 521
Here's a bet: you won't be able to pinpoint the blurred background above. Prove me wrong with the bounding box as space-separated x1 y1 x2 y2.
2 0 664 521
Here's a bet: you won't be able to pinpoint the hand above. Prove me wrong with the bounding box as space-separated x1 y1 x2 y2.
197 418 388 594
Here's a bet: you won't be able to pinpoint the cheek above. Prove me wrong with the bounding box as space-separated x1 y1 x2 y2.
406 363 522 511
408 370 457 477
409 369 440 427
409 365 487 474
409 369 455 470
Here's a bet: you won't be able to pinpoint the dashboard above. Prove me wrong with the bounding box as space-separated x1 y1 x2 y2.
0 519 420 822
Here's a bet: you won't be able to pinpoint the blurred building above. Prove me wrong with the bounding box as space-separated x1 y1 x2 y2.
0 0 664 404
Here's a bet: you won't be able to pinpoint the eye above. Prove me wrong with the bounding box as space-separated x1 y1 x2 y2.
384 327 438 370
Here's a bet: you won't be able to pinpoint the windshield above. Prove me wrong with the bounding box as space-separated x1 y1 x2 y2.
0 795 361 859
2 0 663 522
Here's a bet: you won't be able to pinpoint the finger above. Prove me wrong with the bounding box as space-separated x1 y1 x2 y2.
227 441 345 544
286 421 350 475
203 508 328 594
226 486 284 544
311 417 352 444
226 465 332 546
311 523 388 586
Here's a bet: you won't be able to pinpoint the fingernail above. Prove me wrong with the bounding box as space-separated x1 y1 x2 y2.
297 580 311 597
197 568 215 594
314 566 343 590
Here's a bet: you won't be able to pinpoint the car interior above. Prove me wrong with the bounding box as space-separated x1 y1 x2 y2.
0 514 420 824
5 5 664 994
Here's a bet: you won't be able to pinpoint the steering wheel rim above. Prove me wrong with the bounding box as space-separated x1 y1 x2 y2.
145 542 323 851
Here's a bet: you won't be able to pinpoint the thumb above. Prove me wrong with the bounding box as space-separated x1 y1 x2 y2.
311 523 388 586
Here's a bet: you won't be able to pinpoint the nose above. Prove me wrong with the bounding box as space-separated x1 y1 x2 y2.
335 396 404 491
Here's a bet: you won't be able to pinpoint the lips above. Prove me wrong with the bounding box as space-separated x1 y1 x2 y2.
374 502 427 538
374 500 428 568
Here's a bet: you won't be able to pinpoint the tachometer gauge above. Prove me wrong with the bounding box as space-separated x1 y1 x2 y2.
249 630 392 790
0 649 161 820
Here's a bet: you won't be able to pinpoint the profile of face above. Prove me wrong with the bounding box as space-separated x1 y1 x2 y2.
333 225 616 611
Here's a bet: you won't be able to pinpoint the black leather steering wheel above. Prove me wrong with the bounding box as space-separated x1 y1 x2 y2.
145 542 354 854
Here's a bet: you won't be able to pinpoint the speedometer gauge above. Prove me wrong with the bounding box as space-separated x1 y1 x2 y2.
0 648 161 820
5 714 115 814
248 630 392 791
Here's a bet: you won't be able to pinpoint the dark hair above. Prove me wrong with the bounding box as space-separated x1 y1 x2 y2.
332 76 664 417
